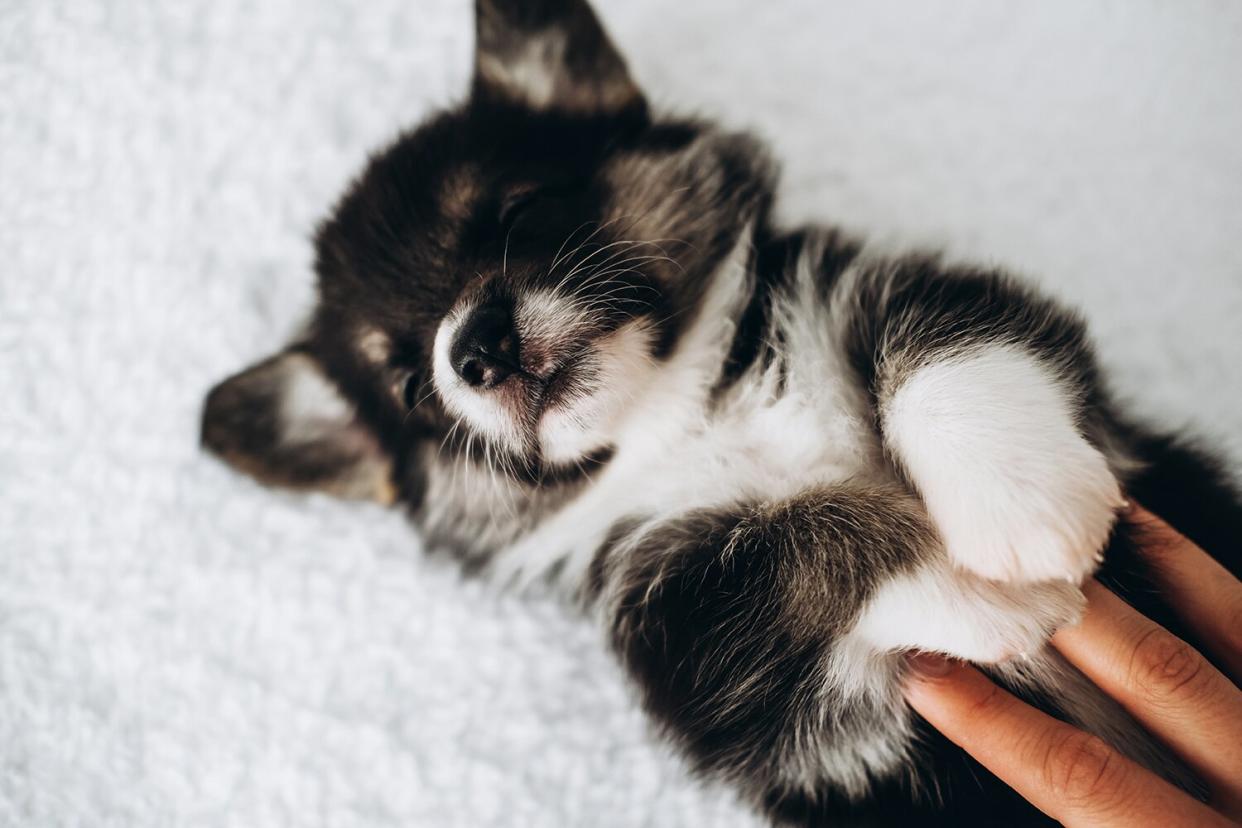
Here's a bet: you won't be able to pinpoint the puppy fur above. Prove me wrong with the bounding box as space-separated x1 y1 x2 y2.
201 1 1242 824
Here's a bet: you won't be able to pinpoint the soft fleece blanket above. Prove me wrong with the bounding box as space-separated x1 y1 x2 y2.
3 1 1240 825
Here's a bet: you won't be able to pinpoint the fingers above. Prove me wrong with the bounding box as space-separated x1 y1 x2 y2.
1125 503 1242 681
1053 580 1242 819
903 655 1234 828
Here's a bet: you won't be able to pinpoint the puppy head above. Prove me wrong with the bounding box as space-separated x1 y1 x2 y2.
201 0 772 511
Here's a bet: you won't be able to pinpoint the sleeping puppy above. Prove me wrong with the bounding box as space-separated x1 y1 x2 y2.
201 1 1242 823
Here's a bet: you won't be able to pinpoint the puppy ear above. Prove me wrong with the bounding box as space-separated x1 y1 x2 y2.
200 348 395 503
472 0 645 115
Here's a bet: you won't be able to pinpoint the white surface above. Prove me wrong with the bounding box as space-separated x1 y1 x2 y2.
3 1 1240 825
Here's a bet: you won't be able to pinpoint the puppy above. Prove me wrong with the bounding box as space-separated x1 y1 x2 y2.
202 1 1242 823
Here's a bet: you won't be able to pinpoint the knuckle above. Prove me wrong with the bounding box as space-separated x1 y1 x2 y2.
1042 731 1123 806
963 680 1011 723
1128 627 1208 705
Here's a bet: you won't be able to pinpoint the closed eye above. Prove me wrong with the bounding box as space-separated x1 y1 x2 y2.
498 188 541 231
399 372 424 410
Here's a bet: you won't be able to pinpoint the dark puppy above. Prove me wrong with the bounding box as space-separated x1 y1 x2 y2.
202 1 1242 823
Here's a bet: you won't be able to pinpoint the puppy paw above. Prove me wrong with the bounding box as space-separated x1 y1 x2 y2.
855 566 1086 664
952 578 1087 663
884 347 1126 584
931 439 1124 584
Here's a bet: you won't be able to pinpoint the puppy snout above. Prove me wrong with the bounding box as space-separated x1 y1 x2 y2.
450 301 520 389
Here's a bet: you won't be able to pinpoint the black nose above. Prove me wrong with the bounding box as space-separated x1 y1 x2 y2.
449 301 520 388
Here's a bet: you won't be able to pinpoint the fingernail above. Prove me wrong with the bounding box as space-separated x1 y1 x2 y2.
907 652 953 678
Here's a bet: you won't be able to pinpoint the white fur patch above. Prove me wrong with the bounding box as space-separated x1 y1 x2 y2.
850 562 1085 663
513 288 582 377
278 353 355 444
538 321 658 463
882 346 1124 583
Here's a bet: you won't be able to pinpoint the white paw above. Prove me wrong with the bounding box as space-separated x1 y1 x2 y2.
854 566 1086 665
931 440 1123 584
950 578 1087 663
884 346 1126 584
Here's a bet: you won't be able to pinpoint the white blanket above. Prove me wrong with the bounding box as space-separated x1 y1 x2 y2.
3 1 1240 825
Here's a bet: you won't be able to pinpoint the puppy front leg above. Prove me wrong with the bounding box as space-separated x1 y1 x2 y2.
841 261 1125 583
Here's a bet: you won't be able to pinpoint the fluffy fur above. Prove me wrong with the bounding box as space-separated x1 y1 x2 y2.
198 1 1242 824
882 345 1124 583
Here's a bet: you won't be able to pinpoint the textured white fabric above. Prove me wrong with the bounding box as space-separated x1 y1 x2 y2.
3 1 1240 825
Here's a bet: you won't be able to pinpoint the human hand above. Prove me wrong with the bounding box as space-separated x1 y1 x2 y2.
904 505 1242 827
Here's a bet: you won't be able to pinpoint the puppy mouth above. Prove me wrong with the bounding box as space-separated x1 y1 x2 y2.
528 358 576 420
494 347 580 428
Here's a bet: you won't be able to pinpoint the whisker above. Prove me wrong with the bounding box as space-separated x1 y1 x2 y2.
402 379 440 426
554 238 647 293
